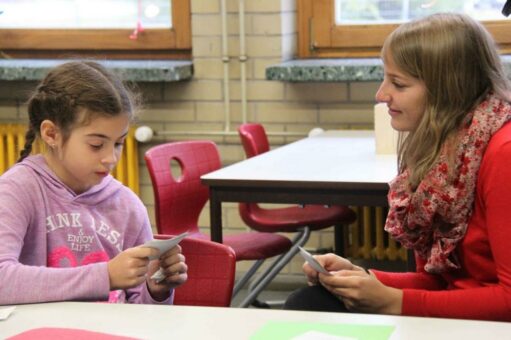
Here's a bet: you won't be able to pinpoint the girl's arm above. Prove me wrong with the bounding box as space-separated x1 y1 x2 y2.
0 212 111 304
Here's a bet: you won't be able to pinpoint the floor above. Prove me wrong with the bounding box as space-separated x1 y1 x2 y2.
230 258 408 309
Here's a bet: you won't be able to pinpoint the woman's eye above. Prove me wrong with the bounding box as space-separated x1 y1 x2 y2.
393 82 405 89
90 144 103 150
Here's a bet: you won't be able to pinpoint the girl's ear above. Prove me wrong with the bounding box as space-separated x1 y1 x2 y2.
40 120 61 147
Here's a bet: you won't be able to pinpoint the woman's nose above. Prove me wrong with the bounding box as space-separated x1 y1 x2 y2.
375 84 390 103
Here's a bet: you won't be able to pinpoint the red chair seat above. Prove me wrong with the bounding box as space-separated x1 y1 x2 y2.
192 232 291 260
240 203 356 232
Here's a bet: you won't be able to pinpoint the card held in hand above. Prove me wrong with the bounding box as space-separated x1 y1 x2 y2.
298 247 331 275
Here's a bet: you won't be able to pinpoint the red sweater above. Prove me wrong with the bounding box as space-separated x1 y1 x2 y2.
374 123 511 321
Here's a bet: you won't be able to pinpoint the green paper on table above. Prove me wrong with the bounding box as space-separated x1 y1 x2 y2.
250 321 394 340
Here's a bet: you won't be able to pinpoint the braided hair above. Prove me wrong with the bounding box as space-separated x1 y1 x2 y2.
19 61 139 162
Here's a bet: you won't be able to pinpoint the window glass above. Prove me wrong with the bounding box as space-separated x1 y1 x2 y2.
335 0 506 25
0 0 172 29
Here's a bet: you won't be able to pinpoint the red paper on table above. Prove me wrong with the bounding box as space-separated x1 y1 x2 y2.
7 327 139 340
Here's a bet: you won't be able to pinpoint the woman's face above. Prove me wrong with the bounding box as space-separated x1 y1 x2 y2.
375 53 428 132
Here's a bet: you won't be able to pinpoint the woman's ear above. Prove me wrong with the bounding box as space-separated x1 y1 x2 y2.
40 120 61 148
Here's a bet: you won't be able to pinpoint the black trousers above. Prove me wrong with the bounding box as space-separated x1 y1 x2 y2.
283 284 350 312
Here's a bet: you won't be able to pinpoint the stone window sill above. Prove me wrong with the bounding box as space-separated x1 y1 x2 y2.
0 59 193 82
266 56 511 82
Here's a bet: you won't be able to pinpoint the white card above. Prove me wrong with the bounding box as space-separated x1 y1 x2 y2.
0 306 16 321
150 268 166 282
298 247 331 275
143 232 188 260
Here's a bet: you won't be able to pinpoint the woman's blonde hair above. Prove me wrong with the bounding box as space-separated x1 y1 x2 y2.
382 13 511 188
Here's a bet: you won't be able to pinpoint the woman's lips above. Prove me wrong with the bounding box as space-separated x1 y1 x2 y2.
388 108 401 116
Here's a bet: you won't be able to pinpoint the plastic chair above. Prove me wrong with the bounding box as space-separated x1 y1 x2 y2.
144 141 293 307
154 235 236 307
236 123 357 307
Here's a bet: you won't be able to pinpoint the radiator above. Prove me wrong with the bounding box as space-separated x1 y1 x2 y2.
0 124 139 195
347 206 407 262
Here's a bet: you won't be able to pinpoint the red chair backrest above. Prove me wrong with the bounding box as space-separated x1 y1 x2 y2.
237 124 270 220
238 123 270 158
154 235 236 307
144 141 221 235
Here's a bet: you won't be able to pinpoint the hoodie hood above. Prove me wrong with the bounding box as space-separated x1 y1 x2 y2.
18 154 123 205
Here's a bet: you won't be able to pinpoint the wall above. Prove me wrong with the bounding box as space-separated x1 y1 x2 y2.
0 0 380 285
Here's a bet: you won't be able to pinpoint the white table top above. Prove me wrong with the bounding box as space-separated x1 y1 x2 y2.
1 302 509 339
202 130 398 189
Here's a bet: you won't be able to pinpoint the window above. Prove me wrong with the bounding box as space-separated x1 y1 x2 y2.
0 0 191 59
298 0 511 58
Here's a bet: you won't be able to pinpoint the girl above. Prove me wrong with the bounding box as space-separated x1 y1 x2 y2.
0 61 187 305
285 13 511 321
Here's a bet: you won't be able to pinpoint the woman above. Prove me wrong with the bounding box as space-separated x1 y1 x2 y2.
284 13 511 321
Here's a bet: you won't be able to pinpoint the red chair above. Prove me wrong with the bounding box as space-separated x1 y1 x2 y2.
236 123 357 307
144 141 293 307
154 235 236 307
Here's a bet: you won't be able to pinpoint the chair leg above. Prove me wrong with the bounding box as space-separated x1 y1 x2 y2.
232 259 266 298
237 227 311 308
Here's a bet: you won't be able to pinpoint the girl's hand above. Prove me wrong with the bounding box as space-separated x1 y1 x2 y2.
303 253 354 286
107 246 159 290
319 269 403 315
146 245 188 301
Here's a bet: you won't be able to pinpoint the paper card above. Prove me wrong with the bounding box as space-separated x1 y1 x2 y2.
6 327 137 339
142 232 188 260
298 247 331 275
250 321 395 340
292 330 357 340
0 306 15 321
143 232 188 283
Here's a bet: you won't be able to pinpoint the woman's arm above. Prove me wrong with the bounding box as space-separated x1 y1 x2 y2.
395 139 511 321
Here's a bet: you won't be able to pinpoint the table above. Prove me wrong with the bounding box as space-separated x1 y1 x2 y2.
2 302 510 339
201 130 397 252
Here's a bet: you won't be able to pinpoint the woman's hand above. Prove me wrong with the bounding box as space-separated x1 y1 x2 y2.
107 246 159 290
303 253 354 286
146 245 188 301
319 269 403 315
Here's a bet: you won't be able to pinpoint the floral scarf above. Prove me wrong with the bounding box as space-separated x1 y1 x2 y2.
385 93 511 273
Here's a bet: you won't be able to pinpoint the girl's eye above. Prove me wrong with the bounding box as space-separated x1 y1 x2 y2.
90 144 103 150
115 142 125 148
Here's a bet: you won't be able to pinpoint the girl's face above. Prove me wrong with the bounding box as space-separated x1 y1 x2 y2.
375 53 428 132
48 113 129 194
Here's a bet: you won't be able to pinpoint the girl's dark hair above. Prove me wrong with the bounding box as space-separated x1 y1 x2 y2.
19 61 139 162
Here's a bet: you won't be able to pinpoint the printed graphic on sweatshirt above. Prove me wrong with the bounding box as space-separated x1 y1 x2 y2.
46 212 127 304
46 212 123 252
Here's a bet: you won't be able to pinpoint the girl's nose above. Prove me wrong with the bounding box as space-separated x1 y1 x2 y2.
102 147 119 165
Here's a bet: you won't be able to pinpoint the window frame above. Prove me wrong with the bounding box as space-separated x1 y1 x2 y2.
0 0 191 59
298 0 511 58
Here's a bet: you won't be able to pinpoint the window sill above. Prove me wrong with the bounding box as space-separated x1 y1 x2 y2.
0 59 193 82
266 56 511 82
